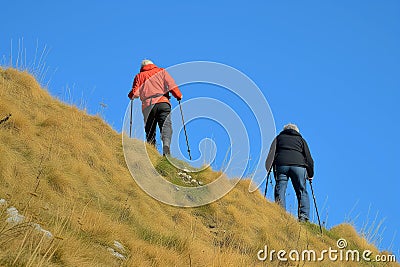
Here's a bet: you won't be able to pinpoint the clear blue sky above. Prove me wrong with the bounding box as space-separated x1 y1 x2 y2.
2 0 399 256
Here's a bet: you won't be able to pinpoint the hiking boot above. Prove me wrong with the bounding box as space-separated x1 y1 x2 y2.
298 217 309 223
163 146 170 156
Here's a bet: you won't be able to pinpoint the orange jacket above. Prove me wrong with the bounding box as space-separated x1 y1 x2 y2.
128 64 182 110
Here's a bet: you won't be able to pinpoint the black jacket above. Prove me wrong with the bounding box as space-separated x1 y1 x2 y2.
265 129 314 178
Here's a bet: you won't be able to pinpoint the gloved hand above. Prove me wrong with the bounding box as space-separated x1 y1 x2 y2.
128 91 134 100
177 95 182 101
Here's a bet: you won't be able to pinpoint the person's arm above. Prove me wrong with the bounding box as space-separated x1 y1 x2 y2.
164 71 182 100
128 75 142 99
302 139 314 179
265 138 277 172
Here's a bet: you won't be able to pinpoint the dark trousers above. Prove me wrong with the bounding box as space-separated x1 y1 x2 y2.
143 102 172 155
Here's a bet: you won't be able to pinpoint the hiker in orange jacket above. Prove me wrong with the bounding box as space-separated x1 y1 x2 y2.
128 59 182 156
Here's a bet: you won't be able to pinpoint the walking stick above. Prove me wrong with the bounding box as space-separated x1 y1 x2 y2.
129 100 133 138
178 100 192 160
264 167 273 198
309 180 323 234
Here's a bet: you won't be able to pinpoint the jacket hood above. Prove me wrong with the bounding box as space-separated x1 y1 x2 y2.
140 64 158 72
280 128 302 137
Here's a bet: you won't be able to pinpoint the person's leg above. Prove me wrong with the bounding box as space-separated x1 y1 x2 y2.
156 102 172 156
143 105 157 146
274 165 290 210
289 166 310 222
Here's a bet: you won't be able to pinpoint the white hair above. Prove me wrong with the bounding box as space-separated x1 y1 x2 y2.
283 123 299 132
141 59 154 67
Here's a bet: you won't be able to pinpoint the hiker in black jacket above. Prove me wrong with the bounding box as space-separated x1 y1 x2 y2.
265 123 314 222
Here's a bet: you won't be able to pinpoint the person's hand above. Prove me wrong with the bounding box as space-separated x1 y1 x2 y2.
308 176 313 181
177 95 182 101
128 91 134 100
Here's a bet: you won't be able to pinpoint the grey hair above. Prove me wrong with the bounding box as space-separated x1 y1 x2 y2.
283 123 299 132
141 59 154 67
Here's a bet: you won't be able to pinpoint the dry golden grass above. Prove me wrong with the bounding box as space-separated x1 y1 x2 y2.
0 68 398 266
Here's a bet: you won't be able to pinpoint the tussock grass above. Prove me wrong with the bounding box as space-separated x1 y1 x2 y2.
0 68 398 266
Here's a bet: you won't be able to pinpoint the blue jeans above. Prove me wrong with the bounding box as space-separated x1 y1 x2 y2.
274 165 310 221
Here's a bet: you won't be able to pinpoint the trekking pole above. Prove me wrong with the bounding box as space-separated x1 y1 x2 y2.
309 180 323 234
264 167 273 198
129 100 133 138
178 100 192 160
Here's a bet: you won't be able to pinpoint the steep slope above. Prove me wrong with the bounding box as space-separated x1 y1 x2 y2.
0 68 397 266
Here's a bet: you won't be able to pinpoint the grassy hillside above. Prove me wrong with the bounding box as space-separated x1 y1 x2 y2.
0 68 397 266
